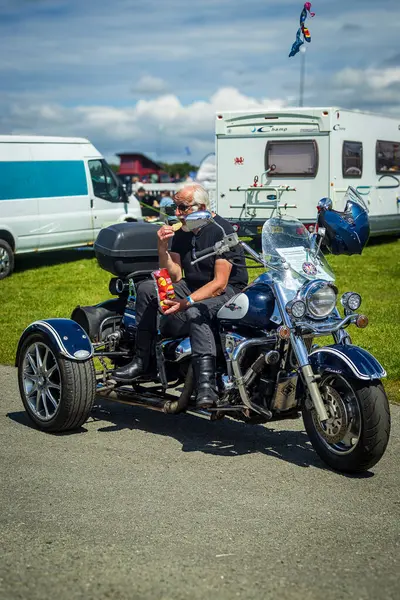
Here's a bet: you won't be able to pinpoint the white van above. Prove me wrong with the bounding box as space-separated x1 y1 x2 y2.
215 107 400 237
0 135 142 278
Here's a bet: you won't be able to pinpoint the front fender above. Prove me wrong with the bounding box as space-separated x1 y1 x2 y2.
15 318 94 366
309 344 386 381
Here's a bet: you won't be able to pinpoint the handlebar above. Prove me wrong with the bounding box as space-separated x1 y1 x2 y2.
195 246 215 259
190 232 241 265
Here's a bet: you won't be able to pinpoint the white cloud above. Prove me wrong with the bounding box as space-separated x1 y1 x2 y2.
3 87 287 162
334 67 400 89
132 75 169 95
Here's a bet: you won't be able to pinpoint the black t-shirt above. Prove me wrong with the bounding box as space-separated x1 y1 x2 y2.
171 214 248 292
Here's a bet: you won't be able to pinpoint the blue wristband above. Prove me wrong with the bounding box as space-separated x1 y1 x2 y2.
186 295 195 305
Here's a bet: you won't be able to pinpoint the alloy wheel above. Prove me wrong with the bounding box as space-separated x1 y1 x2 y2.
0 247 10 276
22 342 62 421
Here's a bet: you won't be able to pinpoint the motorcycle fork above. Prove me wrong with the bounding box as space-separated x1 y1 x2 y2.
290 333 329 423
272 283 328 424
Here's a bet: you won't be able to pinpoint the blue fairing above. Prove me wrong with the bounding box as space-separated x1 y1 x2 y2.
16 318 93 365
309 344 386 381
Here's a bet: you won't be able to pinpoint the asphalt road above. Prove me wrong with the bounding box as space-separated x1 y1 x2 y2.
0 364 399 600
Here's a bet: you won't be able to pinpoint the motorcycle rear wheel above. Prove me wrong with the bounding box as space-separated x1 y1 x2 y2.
303 373 390 473
18 332 96 432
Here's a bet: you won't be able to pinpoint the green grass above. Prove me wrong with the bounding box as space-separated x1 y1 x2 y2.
1 239 399 403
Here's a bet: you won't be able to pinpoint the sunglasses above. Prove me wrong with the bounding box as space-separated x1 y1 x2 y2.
173 202 198 213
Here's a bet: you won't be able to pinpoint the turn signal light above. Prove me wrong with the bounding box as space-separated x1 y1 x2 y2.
277 325 291 340
356 315 369 329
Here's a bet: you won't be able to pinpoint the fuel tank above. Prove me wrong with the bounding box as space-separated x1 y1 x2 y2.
217 279 276 330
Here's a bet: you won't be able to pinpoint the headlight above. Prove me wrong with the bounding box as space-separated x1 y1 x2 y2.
286 299 306 319
341 292 361 311
301 281 338 320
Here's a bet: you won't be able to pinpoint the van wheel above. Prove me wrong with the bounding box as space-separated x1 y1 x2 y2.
0 239 14 279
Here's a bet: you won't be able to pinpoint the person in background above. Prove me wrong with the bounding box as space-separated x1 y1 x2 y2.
159 190 175 221
136 187 160 221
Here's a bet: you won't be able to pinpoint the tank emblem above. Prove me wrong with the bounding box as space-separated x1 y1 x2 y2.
302 262 317 276
225 302 242 312
234 156 244 165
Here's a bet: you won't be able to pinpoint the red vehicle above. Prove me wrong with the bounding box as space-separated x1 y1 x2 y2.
117 152 170 184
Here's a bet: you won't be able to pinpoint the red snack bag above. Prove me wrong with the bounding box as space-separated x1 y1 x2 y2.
152 268 176 312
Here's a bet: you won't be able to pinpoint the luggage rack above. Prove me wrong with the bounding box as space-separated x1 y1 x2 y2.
228 173 297 217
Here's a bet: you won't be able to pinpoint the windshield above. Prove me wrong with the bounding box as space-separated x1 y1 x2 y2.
261 215 334 288
343 186 369 213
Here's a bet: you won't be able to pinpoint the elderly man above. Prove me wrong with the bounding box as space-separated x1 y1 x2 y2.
113 183 248 409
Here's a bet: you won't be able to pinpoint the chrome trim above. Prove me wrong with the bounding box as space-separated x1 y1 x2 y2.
231 335 277 419
240 241 264 265
296 313 358 335
272 283 293 328
99 315 123 340
290 333 329 422
298 280 338 321
333 329 352 345
174 338 192 361
309 347 387 380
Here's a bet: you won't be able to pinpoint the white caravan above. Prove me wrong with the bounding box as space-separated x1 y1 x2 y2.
0 135 142 278
215 107 400 237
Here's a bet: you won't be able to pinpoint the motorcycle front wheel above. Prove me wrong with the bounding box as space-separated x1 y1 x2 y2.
302 373 390 473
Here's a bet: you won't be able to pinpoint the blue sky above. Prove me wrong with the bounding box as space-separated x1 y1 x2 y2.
1 0 400 164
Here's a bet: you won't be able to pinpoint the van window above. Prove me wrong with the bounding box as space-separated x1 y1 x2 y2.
343 141 363 178
265 140 318 177
89 159 120 201
0 160 87 200
376 141 400 173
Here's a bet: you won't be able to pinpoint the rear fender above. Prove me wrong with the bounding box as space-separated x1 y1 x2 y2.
309 344 386 381
15 318 93 366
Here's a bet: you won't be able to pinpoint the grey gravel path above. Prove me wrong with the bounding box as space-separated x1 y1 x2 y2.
0 365 399 600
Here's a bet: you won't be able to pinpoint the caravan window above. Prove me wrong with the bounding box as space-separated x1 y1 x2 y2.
265 140 318 177
342 141 363 178
376 141 400 173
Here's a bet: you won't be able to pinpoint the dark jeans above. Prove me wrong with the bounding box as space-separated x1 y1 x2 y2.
134 278 237 357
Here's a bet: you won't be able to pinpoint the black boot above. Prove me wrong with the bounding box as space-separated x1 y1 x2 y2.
112 330 154 382
192 355 219 410
112 356 147 382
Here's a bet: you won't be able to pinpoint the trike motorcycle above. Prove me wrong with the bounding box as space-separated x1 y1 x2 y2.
16 187 390 473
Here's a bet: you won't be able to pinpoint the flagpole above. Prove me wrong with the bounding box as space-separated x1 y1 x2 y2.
299 46 306 107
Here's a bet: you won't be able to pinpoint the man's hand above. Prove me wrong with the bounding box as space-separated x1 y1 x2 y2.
163 298 189 315
157 225 175 247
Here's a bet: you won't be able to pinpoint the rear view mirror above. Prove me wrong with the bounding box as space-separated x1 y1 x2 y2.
184 210 212 231
317 197 333 211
